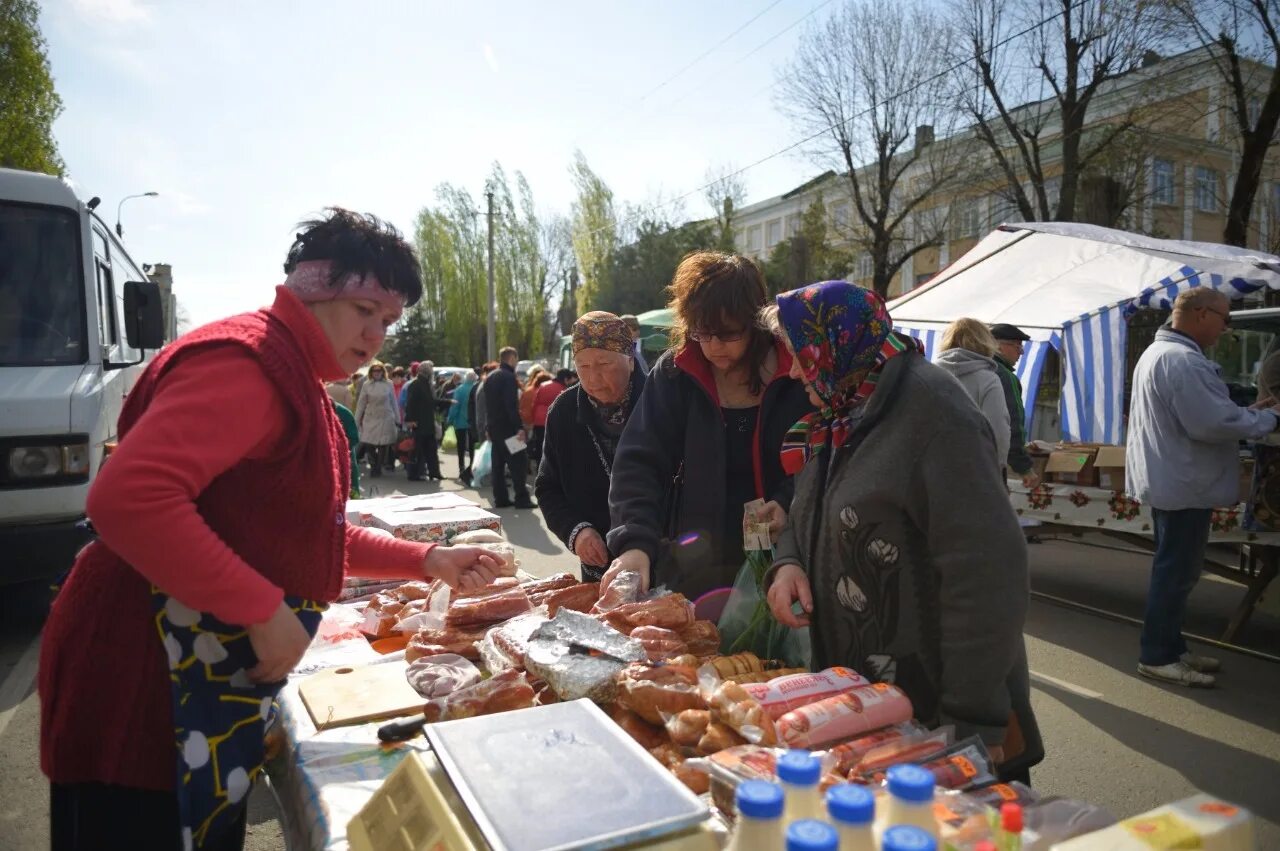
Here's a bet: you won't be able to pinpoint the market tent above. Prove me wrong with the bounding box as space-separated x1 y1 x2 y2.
889 223 1280 443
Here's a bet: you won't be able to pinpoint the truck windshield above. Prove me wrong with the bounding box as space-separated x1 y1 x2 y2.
0 203 86 366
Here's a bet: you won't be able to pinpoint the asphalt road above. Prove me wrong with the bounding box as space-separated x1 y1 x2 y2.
2 454 1277 849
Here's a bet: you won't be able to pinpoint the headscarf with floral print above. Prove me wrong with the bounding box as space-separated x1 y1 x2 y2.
776 281 921 474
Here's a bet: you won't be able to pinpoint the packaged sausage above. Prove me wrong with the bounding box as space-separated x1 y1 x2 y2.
445 583 534 629
632 626 690 662
846 724 953 778
914 737 996 790
708 680 779 746
824 721 930 775
677 621 722 657
593 569 644 612
616 662 707 725
776 683 913 749
405 653 481 699
742 667 870 720
421 669 536 722
477 612 550 673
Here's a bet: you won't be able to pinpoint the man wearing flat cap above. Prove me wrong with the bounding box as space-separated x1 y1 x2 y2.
989 323 1037 486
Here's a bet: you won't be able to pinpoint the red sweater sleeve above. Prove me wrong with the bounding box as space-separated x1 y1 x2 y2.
345 527 434 580
85 347 289 625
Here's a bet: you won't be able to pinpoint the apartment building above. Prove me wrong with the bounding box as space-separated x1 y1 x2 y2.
733 46 1280 297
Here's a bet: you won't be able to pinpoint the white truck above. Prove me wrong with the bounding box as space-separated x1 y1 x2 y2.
0 168 166 583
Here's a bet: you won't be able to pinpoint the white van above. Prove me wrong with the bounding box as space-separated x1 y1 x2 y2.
0 168 166 583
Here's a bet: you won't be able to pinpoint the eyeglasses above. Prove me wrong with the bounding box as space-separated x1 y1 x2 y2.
689 328 747 343
1202 306 1232 326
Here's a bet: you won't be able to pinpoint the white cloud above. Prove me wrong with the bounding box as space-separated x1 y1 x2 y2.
68 0 151 24
482 43 499 74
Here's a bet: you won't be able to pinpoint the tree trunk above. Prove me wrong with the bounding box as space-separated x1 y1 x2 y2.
1224 72 1280 247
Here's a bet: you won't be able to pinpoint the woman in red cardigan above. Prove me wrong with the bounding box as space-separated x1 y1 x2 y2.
39 209 501 851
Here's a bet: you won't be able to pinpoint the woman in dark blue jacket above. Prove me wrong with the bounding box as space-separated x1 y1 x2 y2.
605 251 813 601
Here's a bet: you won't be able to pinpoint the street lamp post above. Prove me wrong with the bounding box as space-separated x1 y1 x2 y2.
116 191 159 238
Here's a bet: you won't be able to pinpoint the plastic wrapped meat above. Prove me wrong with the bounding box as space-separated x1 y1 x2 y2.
615 663 706 725
531 608 646 663
632 626 690 662
776 683 913 749
521 572 580 601
542 582 601 616
422 669 536 723
405 624 489 662
445 583 534 628
405 653 482 699
478 613 550 673
677 621 721 657
524 637 629 703
592 569 644 613
601 593 696 633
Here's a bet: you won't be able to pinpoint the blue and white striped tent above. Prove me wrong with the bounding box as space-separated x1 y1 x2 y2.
889 223 1280 444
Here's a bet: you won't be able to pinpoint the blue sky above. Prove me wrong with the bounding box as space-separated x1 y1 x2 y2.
41 0 828 326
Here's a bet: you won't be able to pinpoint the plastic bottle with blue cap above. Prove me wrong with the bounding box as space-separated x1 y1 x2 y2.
827 783 876 851
726 780 785 851
786 819 838 851
777 749 825 825
877 764 939 840
881 824 938 851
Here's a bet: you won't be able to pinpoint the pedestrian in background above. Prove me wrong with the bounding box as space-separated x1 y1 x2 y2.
448 370 479 485
355 361 399 477
532 368 570 470
990 323 1038 487
404 362 443 481
934 318 1010 468
485 347 536 509
1127 288 1278 687
620 313 650 373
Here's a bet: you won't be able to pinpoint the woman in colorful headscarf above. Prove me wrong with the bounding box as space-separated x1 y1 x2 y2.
536 313 647 580
762 280 1042 784
39 209 503 851
606 252 813 600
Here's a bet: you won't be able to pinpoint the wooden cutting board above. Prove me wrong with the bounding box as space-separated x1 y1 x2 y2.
299 661 424 730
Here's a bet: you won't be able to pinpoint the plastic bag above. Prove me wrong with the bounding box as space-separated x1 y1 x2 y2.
716 552 810 668
473 440 492 482
441 425 456 450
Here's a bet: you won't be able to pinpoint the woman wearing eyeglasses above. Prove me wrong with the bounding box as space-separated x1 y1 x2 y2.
604 251 813 601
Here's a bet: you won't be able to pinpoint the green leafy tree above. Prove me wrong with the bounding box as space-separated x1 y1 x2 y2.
413 185 488 366
569 150 618 314
0 0 64 175
609 217 718 315
763 195 853 295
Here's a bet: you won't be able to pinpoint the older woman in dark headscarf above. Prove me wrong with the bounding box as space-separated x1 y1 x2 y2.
763 280 1043 783
535 312 646 581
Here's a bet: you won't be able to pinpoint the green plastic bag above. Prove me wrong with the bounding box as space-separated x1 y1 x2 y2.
441 425 456 451
716 549 811 669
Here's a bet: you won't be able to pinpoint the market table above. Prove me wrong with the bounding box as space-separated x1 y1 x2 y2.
1008 479 1280 642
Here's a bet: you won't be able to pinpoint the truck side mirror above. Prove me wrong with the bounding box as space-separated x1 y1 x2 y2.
123 279 166 350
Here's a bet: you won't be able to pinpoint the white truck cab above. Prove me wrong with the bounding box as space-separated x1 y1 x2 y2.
0 168 167 583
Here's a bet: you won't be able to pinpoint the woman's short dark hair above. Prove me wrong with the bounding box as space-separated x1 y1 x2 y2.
284 208 423 306
667 250 773 394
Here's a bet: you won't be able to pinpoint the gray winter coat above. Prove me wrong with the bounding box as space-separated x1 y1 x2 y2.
772 349 1041 770
933 349 1010 466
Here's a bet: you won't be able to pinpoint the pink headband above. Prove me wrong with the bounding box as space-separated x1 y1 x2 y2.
283 260 406 313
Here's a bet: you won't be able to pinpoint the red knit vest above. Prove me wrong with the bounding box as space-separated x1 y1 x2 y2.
39 303 349 791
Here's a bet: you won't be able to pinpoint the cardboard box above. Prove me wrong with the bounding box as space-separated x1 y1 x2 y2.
1044 448 1099 486
1094 445 1126 492
366 505 501 544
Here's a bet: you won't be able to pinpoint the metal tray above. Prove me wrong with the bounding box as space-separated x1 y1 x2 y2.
425 699 709 851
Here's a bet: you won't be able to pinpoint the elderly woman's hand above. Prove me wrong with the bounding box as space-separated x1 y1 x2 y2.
601 549 651 594
425 546 503 592
757 500 788 544
767 563 812 629
574 528 610 568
